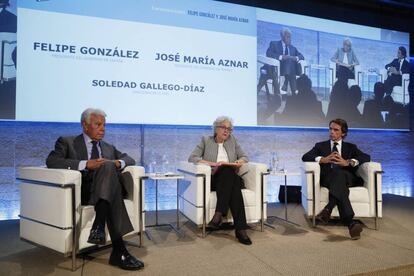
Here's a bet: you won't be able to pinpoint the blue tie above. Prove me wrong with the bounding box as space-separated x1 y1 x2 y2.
91 141 99 160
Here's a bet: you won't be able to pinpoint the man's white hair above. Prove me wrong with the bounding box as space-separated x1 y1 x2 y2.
280 27 292 38
81 108 107 124
213 116 234 134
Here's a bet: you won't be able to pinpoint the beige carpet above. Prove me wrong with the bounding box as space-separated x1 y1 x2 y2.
0 194 414 275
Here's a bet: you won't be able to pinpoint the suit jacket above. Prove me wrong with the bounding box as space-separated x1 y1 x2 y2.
188 135 248 164
46 134 135 172
266 40 304 76
385 58 409 75
331 48 359 72
302 140 370 181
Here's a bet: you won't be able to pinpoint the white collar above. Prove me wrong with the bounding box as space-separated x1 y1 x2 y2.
331 139 342 147
83 133 97 145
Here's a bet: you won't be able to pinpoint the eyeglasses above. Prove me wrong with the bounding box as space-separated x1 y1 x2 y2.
217 126 233 132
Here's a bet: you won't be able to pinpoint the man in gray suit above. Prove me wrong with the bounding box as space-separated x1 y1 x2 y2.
46 108 143 270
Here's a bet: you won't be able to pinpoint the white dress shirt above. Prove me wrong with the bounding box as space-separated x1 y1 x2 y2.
343 52 349 65
216 143 229 163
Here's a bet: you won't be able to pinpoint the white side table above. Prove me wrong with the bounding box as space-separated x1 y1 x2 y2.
143 173 184 242
261 170 301 229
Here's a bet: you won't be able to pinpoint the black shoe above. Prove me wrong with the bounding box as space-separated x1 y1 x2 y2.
316 208 331 225
109 251 144 271
207 220 221 230
87 225 106 245
207 213 222 230
235 230 252 245
348 222 363 240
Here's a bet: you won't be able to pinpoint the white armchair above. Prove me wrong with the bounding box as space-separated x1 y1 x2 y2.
177 162 268 237
301 162 383 229
380 69 410 105
18 166 146 271
329 61 361 88
257 55 307 95
0 33 17 82
257 54 280 96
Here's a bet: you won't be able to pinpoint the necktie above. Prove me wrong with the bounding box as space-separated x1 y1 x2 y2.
91 141 99 160
331 142 339 168
332 142 339 153
284 45 288 55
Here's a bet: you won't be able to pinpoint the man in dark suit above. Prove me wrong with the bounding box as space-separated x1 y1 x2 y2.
384 46 409 96
266 27 304 93
46 108 144 270
302 118 370 239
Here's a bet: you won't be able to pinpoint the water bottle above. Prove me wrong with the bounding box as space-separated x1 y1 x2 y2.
161 154 169 173
269 151 279 172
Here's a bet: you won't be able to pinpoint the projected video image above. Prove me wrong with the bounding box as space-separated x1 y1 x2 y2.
0 0 410 130
0 0 17 119
256 10 410 129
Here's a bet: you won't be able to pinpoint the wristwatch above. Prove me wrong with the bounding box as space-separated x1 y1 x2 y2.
347 159 355 167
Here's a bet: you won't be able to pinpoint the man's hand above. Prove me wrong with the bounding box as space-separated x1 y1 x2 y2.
114 160 121 169
319 152 337 164
86 158 106 170
331 153 349 167
281 55 290 60
389 66 398 74
320 152 349 167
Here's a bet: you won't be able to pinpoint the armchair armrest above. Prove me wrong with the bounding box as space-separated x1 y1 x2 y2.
258 54 280 67
301 162 322 220
122 165 145 201
177 161 212 208
298 60 307 74
356 162 383 201
18 167 82 230
178 161 211 175
402 73 409 81
356 161 383 218
379 69 388 82
18 167 82 186
242 162 267 190
329 61 336 86
301 162 321 201
242 163 267 216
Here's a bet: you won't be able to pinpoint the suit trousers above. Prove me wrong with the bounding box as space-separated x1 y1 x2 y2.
82 161 134 237
336 65 355 82
282 73 297 92
281 59 299 92
321 168 363 221
211 166 248 230
384 74 402 95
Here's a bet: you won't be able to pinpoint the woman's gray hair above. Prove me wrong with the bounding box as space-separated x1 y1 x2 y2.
213 116 233 134
81 108 107 124
343 37 352 47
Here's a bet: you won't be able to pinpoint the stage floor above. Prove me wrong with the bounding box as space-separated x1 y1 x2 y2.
1 194 414 275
